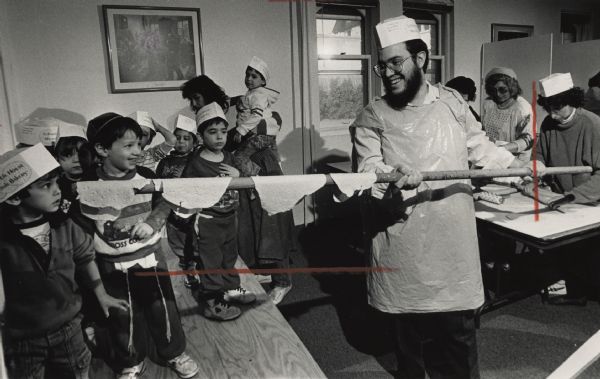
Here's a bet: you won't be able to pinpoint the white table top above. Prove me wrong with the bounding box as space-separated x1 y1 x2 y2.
475 192 600 242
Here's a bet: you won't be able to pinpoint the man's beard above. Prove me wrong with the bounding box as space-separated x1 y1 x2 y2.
383 65 423 109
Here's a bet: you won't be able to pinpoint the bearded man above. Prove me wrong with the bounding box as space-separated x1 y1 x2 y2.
350 16 521 378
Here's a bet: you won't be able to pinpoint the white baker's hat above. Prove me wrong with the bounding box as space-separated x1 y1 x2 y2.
175 114 197 134
539 73 574 98
15 117 60 146
56 121 87 141
248 56 270 82
0 143 60 203
128 111 155 131
195 102 227 127
376 16 422 49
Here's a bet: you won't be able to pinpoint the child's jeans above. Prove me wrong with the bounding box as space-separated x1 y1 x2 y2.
4 313 91 379
234 135 277 176
192 212 241 298
97 257 186 370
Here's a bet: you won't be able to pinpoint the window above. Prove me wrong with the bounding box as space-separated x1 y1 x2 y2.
403 7 450 84
316 4 374 136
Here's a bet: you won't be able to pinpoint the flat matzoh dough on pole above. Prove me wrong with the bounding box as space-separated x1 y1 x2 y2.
253 174 327 215
330 172 377 198
159 177 232 215
77 179 152 220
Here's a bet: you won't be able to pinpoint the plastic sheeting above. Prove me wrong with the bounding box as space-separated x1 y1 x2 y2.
351 84 514 313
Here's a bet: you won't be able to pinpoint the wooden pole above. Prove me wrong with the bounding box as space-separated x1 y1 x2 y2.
127 166 592 193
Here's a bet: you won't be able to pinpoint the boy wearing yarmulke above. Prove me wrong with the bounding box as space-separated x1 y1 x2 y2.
0 143 127 379
81 113 199 379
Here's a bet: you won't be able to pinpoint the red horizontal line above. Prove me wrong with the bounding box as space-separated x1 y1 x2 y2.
134 266 395 277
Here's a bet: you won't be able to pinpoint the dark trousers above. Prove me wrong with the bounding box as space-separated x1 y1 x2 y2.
97 258 186 370
4 314 91 379
166 216 196 272
233 135 277 176
556 237 600 299
192 213 240 297
393 310 479 379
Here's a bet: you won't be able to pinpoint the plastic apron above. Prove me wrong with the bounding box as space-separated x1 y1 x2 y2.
351 84 514 313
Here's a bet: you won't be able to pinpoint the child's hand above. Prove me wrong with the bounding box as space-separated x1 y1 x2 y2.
233 132 242 144
98 294 129 318
219 163 240 178
131 222 154 240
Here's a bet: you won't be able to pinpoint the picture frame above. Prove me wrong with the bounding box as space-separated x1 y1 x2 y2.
491 23 534 42
102 5 203 93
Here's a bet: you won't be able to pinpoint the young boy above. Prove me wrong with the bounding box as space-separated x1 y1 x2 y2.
232 56 281 176
129 111 177 171
54 122 87 215
82 113 199 378
156 114 201 289
183 102 256 321
0 143 127 379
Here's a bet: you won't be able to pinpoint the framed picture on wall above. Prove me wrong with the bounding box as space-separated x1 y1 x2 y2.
102 5 203 93
491 23 534 42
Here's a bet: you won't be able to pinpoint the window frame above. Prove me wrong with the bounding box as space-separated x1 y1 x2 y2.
315 3 377 136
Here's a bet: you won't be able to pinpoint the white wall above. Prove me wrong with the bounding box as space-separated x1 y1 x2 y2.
454 0 600 112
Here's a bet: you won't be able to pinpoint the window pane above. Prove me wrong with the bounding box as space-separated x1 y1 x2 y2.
318 59 362 71
426 58 442 84
318 64 366 128
316 17 363 55
417 23 438 55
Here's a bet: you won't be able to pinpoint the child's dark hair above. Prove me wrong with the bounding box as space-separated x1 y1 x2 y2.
197 117 228 135
588 71 600 88
485 74 522 99
54 136 86 159
181 75 230 113
87 112 143 148
446 76 477 102
8 168 60 201
246 66 266 83
143 127 157 145
537 87 585 111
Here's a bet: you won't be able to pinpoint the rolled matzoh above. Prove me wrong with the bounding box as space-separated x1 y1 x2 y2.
330 172 377 198
159 177 231 215
77 179 152 220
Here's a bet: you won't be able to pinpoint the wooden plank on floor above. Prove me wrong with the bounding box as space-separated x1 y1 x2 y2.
91 240 325 378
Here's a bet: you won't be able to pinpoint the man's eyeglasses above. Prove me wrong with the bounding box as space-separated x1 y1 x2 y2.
373 55 414 78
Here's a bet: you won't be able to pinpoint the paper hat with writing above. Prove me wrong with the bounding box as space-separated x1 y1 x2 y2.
248 56 270 82
15 117 60 146
539 73 574 98
376 16 421 49
57 121 87 141
128 111 155 131
195 102 227 127
0 143 60 203
175 114 197 134
485 67 518 81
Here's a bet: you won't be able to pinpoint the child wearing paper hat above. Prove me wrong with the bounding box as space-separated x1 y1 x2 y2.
184 102 257 321
533 72 600 305
156 114 201 290
127 111 177 171
231 56 282 176
0 143 127 379
54 121 88 215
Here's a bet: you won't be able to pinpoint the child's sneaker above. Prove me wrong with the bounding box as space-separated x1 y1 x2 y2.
184 274 200 289
268 285 292 305
117 360 146 379
204 298 241 321
223 286 256 304
168 352 200 378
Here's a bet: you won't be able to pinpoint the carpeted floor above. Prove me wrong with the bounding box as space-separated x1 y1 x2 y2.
276 221 600 378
